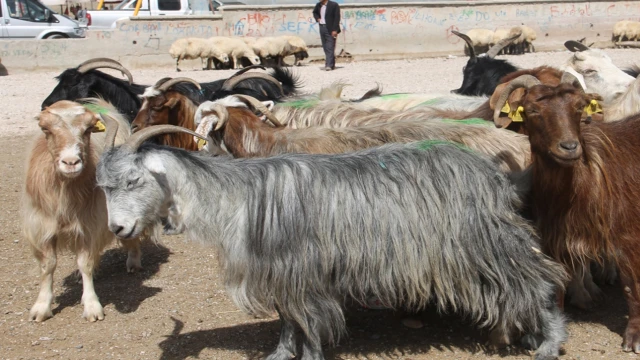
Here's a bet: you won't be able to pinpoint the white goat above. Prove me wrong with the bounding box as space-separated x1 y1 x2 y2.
209 37 261 69
24 99 143 322
563 40 635 104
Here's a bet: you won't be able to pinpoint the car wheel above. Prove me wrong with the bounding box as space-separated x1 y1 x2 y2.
44 33 67 39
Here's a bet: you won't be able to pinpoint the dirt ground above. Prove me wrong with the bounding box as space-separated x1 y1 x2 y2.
2 49 640 360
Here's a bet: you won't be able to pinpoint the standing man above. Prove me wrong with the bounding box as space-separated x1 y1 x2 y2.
313 0 341 71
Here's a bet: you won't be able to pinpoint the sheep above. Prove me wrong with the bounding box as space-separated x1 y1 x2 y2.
613 20 632 43
563 40 635 104
278 35 310 65
24 99 143 322
42 58 142 122
208 37 262 69
451 30 521 96
168 38 230 72
490 28 511 55
193 94 531 172
504 26 536 55
250 36 295 67
131 71 290 150
96 121 568 360
461 28 494 55
492 72 640 354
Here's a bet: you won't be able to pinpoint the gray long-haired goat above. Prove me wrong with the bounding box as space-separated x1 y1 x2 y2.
96 122 567 360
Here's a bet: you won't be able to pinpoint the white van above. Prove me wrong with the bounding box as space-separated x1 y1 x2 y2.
0 0 86 38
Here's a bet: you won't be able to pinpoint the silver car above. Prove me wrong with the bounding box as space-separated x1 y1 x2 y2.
0 0 86 39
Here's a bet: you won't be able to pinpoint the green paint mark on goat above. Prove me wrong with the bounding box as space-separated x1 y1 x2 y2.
415 98 441 107
440 118 491 126
279 99 319 109
378 93 410 100
82 103 109 115
415 140 471 152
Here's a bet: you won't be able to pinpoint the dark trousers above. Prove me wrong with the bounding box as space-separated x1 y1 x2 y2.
319 25 336 68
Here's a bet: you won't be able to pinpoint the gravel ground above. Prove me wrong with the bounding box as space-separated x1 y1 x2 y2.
1 49 640 360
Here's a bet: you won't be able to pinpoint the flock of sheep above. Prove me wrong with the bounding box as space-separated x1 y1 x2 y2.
169 35 309 71
19 20 640 360
459 24 537 55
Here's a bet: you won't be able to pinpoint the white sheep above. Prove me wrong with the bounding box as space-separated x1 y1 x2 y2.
464 29 494 55
169 38 229 72
251 36 295 66
208 36 262 69
613 20 632 43
24 99 144 322
278 35 309 65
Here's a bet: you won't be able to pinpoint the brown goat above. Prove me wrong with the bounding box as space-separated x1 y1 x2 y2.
495 74 640 353
193 95 531 172
24 99 142 322
132 77 202 151
432 66 564 133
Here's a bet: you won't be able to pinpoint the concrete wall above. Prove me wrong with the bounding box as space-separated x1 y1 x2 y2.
1 0 640 72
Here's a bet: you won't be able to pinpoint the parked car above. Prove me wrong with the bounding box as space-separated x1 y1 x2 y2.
84 0 226 30
0 0 86 38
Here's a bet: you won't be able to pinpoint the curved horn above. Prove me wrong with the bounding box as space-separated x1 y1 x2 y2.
451 30 475 58
209 103 230 131
564 40 590 52
121 125 208 152
493 75 541 124
232 94 283 127
99 113 120 151
77 59 134 85
221 72 284 95
227 64 267 80
157 77 202 92
486 31 522 58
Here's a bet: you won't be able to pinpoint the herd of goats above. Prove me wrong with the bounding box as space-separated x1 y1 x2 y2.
21 28 640 360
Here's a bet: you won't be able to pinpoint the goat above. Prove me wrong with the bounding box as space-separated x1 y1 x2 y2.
24 99 143 322
131 71 289 150
451 30 520 96
96 121 567 360
42 58 142 122
563 40 635 104
194 95 531 172
493 73 640 354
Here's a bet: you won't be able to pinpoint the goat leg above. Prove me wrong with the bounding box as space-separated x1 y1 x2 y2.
300 316 325 360
621 270 640 353
567 262 600 309
265 310 297 360
122 238 142 273
77 249 105 322
29 237 57 322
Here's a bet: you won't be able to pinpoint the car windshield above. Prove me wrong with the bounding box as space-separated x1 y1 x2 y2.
113 0 149 10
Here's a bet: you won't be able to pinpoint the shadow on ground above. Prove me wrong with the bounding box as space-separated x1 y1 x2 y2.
54 241 172 315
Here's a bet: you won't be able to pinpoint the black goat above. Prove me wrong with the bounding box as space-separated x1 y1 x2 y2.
451 31 520 97
42 59 301 123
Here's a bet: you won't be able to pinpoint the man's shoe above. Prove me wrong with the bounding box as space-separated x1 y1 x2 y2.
324 67 332 71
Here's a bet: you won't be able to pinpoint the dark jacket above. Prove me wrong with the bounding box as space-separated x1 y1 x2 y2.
313 1 341 34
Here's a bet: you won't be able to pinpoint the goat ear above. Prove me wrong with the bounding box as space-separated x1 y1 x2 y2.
143 154 167 174
490 82 526 128
261 100 275 111
165 96 180 109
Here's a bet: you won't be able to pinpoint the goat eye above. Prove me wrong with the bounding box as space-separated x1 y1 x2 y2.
583 69 596 75
127 178 140 189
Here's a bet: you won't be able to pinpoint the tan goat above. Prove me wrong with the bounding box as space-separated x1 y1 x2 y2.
24 99 142 322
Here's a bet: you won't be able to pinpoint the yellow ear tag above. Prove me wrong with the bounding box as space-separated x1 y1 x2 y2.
197 138 207 150
500 101 511 114
93 120 106 133
585 99 603 115
510 106 525 122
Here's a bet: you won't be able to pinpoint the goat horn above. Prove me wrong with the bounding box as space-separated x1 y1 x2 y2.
564 40 590 52
221 72 284 95
122 125 208 152
209 103 230 131
560 71 583 88
493 75 541 124
486 31 522 58
451 30 475 58
232 94 283 127
99 113 120 151
157 77 202 92
227 65 267 80
77 59 134 85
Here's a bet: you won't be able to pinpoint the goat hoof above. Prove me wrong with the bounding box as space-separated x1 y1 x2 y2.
29 303 53 322
82 301 105 322
623 323 640 353
521 333 543 350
